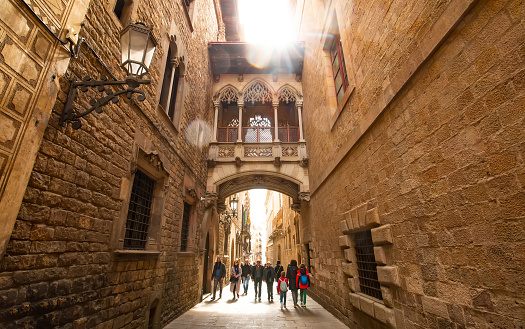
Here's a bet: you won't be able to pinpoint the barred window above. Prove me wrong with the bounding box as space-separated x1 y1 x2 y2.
180 202 191 251
124 170 156 250
355 230 383 300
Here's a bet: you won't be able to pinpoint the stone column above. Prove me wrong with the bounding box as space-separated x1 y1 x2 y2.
165 57 180 114
297 99 304 142
237 102 244 142
273 100 279 142
212 100 219 142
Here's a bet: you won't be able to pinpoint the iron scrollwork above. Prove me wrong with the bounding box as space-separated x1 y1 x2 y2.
59 75 150 130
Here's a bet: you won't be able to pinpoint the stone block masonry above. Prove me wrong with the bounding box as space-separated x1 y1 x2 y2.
0 0 219 328
300 0 525 328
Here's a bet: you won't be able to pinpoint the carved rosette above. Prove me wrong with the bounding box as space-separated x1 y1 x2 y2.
218 146 235 158
282 146 298 157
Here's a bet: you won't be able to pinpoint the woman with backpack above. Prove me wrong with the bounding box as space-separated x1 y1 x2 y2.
277 271 289 310
286 259 299 308
296 264 311 308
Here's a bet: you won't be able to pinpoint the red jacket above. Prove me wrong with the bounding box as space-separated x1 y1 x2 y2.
296 268 310 289
277 277 289 293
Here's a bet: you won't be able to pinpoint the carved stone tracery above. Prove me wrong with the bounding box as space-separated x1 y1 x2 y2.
243 82 273 104
218 86 239 104
278 86 297 104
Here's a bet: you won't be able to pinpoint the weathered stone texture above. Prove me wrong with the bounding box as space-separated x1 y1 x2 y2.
0 0 218 328
300 0 525 328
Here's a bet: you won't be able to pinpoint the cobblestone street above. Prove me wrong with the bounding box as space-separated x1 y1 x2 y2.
165 282 349 328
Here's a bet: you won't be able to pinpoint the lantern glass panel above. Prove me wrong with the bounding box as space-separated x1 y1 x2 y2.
121 29 130 68
129 28 148 76
144 37 156 70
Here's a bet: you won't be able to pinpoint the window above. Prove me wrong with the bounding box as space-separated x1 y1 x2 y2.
355 230 383 300
124 170 156 250
180 202 191 251
113 0 133 24
330 37 349 104
148 306 157 329
159 45 184 123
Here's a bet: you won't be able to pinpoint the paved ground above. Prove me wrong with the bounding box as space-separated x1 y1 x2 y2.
164 281 348 329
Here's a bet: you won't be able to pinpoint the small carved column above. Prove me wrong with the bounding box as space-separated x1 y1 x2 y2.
273 100 279 142
218 22 226 42
212 100 220 142
296 99 304 142
165 57 180 113
237 101 244 142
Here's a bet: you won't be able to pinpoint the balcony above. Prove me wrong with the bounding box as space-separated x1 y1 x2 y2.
217 126 299 143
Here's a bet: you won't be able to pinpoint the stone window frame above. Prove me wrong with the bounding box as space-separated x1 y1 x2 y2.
106 0 138 27
320 10 356 130
339 202 398 328
112 147 169 256
155 22 188 135
181 0 195 32
179 174 199 253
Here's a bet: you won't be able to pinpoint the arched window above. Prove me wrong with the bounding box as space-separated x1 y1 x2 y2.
159 43 185 126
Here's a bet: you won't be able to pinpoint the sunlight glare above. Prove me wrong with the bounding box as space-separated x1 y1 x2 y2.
238 0 295 47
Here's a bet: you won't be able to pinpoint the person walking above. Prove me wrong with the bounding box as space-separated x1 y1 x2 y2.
252 260 264 301
211 257 226 300
241 259 252 295
274 260 284 281
296 264 311 308
230 260 241 300
277 271 289 310
263 261 276 301
285 259 299 308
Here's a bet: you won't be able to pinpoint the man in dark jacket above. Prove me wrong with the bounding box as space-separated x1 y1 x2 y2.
274 260 284 281
286 259 299 308
263 261 276 301
241 259 252 295
251 260 264 301
211 257 226 300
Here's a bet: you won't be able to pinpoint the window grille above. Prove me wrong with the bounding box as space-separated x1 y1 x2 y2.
180 202 191 251
124 170 156 250
355 230 383 300
330 38 349 104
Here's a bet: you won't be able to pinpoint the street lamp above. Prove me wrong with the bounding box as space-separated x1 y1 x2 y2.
60 21 157 130
219 196 238 225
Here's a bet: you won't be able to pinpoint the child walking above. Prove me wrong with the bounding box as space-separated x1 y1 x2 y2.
296 264 310 308
277 271 289 310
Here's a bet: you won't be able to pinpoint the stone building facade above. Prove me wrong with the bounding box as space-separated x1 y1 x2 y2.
0 0 227 328
265 190 301 267
298 0 525 328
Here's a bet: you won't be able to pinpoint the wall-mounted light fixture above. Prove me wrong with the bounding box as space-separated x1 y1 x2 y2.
219 197 238 225
60 21 157 129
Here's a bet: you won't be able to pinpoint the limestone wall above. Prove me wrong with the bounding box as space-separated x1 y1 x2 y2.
300 0 525 328
0 0 219 327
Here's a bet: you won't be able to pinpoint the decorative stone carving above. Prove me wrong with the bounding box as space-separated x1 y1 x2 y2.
291 203 301 213
299 191 310 202
244 147 272 157
146 151 166 173
278 85 297 104
204 192 218 209
299 157 309 167
273 156 281 167
253 175 265 185
218 146 235 158
207 159 217 168
186 187 197 200
235 156 243 167
282 146 298 157
243 81 273 104
218 86 239 104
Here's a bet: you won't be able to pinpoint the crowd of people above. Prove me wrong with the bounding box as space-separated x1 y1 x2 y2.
210 257 311 309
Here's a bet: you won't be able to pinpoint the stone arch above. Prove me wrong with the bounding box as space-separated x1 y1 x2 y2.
211 169 307 206
215 84 240 104
277 84 300 104
242 79 275 104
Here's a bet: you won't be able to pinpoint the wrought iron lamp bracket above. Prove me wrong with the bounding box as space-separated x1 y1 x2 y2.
60 75 150 130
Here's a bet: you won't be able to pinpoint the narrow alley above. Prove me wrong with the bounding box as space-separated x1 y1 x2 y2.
165 282 348 329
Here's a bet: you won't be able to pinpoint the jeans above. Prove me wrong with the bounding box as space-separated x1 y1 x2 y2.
254 279 262 298
212 277 223 298
266 281 274 300
300 289 307 305
242 276 249 293
280 291 287 306
291 290 298 305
